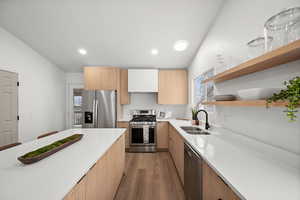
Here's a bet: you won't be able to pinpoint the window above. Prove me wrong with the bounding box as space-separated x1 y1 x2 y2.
193 68 214 111
194 75 205 107
73 96 82 107
73 89 83 127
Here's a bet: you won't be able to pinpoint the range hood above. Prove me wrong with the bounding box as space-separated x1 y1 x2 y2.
128 69 158 92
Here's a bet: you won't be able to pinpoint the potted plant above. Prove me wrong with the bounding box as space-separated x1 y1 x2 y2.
191 107 199 125
267 76 300 121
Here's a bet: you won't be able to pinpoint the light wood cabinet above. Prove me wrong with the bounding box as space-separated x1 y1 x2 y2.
174 128 184 185
157 122 169 150
64 175 86 200
75 176 87 200
84 66 118 90
117 122 129 149
120 69 130 104
64 135 125 200
169 125 184 185
95 155 109 200
158 69 188 104
86 163 98 200
203 162 240 200
227 188 241 200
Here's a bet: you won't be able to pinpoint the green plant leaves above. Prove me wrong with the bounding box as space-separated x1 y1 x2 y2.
21 134 82 159
267 76 300 121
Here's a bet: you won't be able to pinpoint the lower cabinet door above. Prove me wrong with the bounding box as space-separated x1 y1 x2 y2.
203 162 240 200
227 187 241 200
117 122 129 148
64 188 75 200
64 175 86 200
157 122 169 149
86 164 99 200
169 125 184 185
96 155 110 200
174 130 184 185
75 176 87 200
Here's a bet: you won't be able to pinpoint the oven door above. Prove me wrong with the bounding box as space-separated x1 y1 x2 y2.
130 125 156 146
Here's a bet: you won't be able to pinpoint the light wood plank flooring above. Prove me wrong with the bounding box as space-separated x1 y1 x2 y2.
114 152 185 200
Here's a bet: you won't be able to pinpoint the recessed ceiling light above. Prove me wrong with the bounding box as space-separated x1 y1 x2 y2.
174 40 189 51
78 48 87 55
151 48 159 55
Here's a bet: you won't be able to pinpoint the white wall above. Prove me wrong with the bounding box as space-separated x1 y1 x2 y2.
188 0 300 154
122 93 187 120
0 27 66 142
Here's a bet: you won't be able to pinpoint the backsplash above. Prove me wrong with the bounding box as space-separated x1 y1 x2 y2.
122 93 187 120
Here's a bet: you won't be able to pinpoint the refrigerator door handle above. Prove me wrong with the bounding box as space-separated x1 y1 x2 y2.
95 99 99 128
92 99 96 128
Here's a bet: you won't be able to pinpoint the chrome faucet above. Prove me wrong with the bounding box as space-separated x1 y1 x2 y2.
196 110 210 130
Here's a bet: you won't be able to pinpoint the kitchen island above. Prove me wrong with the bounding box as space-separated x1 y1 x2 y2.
0 128 126 200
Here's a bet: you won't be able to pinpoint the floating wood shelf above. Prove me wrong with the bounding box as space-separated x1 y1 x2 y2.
202 100 289 107
203 39 300 83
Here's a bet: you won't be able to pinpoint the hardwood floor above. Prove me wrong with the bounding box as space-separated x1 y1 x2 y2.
114 152 185 200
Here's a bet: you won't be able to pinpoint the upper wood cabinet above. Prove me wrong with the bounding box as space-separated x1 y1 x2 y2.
84 67 129 105
158 69 188 104
84 67 118 90
120 69 130 104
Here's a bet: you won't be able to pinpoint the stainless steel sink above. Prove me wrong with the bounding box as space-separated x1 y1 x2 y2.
180 126 210 135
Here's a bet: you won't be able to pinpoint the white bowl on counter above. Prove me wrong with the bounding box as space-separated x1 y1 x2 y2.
237 88 282 100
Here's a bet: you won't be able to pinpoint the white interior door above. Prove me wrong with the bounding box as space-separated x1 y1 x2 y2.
0 70 18 146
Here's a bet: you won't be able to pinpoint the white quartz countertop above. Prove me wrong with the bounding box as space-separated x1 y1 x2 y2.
168 119 300 200
0 128 125 200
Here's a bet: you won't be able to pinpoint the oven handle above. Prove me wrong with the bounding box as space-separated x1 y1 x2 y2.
130 125 157 128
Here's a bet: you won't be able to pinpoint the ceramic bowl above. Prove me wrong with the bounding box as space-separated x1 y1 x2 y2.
213 95 237 101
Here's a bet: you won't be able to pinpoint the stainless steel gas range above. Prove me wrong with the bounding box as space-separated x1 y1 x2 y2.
129 110 157 153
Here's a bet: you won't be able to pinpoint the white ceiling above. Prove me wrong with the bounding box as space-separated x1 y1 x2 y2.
0 0 223 72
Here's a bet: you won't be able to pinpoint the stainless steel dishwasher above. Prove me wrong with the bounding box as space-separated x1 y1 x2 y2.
184 142 203 200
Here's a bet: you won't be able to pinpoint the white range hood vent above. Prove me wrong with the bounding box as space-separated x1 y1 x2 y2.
128 69 158 93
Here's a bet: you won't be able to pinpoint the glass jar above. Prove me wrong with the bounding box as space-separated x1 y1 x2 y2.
215 54 225 73
247 36 273 59
264 7 300 50
289 19 300 42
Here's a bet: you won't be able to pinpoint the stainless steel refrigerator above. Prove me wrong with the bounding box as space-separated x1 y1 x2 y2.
82 90 117 128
